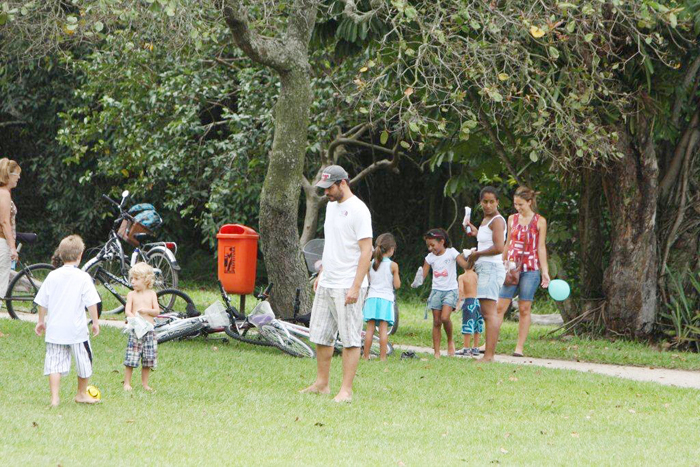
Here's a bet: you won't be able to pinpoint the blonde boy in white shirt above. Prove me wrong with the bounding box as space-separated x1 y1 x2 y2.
34 235 101 407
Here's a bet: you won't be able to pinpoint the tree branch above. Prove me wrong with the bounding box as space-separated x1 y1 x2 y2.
217 0 291 72
341 0 381 24
671 54 700 128
0 120 25 128
660 108 700 197
286 0 320 49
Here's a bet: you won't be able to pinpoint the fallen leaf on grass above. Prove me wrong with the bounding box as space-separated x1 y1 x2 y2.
571 432 579 438
398 462 405 466
664 403 670 408
32 422 38 428
384 368 389 373
500 447 509 454
212 346 219 351
509 377 518 382
504 432 511 439
314 422 325 427
628 409 636 414
420 358 428 362
295 417 299 422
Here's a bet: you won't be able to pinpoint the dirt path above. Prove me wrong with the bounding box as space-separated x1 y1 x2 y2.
4 312 698 389
395 344 700 390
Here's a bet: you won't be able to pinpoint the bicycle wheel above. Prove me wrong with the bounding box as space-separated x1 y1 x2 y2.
157 318 206 343
146 251 178 291
224 324 274 347
155 288 198 317
259 323 316 358
5 263 55 320
85 258 129 315
388 303 399 335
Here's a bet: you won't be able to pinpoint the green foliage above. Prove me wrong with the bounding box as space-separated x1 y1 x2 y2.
350 0 691 171
57 32 269 248
659 269 700 352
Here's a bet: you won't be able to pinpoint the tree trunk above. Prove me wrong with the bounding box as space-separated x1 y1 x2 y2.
576 167 605 322
300 188 324 247
258 69 313 317
601 119 659 337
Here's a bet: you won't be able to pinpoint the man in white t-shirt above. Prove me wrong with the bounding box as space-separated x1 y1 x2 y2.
34 235 101 407
302 165 373 403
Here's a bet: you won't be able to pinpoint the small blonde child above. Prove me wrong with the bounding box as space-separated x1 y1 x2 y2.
123 262 160 391
455 263 483 357
362 233 401 361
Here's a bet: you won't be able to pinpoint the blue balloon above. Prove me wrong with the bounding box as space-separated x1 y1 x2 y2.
548 279 570 301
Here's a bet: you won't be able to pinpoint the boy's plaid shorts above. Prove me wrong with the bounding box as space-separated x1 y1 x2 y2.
124 331 158 369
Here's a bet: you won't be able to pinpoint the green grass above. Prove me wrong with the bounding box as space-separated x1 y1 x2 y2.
97 282 700 370
1 319 699 465
394 300 700 371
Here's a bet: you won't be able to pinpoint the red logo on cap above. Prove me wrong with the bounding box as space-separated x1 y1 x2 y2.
322 173 330 181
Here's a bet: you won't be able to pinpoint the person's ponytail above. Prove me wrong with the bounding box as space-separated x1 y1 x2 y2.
372 233 397 271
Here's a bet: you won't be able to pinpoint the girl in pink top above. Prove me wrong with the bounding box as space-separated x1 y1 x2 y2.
497 186 550 357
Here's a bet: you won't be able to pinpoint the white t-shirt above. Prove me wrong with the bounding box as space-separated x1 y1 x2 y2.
319 195 373 289
425 247 460 291
34 266 101 345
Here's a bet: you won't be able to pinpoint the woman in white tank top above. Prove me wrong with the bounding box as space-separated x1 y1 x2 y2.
464 187 506 362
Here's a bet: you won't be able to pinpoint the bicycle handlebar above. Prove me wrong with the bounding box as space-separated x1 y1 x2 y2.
102 194 121 208
257 283 273 300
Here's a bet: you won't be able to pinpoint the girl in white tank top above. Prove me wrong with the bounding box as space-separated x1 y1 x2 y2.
362 233 401 361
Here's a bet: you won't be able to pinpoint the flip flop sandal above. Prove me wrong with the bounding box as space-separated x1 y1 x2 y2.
512 352 524 357
400 350 418 359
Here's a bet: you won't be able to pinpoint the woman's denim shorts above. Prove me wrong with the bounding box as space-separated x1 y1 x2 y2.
475 262 506 301
499 270 541 302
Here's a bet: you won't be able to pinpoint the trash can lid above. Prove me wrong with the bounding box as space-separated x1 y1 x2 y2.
216 224 259 239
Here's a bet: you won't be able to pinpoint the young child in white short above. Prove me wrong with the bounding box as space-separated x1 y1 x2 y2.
123 262 160 391
34 235 101 407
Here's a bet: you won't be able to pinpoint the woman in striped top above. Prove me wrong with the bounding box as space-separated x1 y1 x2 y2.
497 186 550 357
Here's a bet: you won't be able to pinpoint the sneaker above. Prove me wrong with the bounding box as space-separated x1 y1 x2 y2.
454 348 469 356
400 350 417 359
471 348 480 357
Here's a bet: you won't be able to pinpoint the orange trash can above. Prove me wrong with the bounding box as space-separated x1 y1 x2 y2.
217 224 259 294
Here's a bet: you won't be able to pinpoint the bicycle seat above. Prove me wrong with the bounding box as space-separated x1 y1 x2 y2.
16 232 37 244
134 233 155 244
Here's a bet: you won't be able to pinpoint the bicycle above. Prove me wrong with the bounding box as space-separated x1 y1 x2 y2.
276 289 395 358
82 190 180 314
153 283 315 358
4 233 55 321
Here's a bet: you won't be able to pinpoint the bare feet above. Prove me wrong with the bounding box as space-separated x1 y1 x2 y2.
124 384 133 391
434 352 441 359
300 383 330 395
75 394 100 404
333 390 352 403
143 385 153 391
50 399 59 407
478 357 495 363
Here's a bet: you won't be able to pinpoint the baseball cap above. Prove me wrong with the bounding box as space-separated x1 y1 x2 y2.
315 165 349 188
